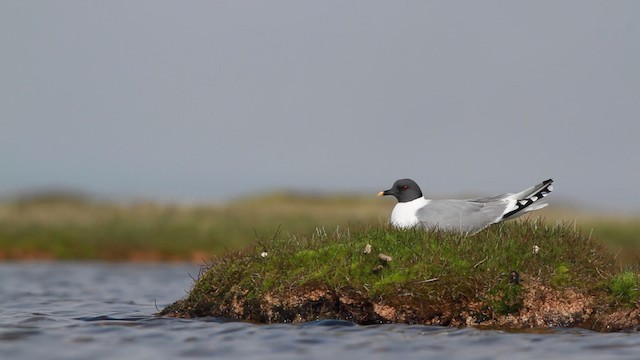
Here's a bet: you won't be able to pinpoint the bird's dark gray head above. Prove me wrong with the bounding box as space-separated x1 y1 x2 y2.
378 178 423 203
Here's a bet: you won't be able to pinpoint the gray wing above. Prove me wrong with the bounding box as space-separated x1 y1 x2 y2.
415 199 508 234
469 193 510 203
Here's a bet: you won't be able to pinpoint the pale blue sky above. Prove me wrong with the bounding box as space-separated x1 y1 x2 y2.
1 1 639 212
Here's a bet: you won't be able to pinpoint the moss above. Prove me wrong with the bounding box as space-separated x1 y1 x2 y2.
609 271 639 305
551 264 572 288
488 283 524 316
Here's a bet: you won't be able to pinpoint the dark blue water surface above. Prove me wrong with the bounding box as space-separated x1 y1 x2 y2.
0 262 638 360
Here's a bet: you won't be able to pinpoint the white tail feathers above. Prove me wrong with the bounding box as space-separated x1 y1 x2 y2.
501 179 553 220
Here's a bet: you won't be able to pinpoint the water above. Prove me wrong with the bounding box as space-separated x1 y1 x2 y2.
1 262 639 360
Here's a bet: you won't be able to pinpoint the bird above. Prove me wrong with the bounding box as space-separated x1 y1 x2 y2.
378 178 553 234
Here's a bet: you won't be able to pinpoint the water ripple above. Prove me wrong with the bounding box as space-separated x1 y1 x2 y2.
1 262 639 360
0 330 41 341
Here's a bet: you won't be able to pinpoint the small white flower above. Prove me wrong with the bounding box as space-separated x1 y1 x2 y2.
363 244 372 254
260 251 268 258
533 245 540 255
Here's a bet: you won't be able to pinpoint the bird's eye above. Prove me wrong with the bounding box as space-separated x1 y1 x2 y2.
401 185 409 190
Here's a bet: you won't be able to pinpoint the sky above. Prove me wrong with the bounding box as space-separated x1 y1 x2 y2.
1 1 639 213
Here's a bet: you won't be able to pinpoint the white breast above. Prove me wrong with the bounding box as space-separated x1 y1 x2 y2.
390 197 430 228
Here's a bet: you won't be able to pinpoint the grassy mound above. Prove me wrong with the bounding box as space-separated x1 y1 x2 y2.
160 220 640 331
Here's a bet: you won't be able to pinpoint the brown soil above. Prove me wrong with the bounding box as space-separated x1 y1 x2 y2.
159 274 640 332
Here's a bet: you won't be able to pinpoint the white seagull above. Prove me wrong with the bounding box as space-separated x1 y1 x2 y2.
378 178 553 234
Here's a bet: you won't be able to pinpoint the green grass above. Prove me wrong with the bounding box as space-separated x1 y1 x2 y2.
162 220 638 327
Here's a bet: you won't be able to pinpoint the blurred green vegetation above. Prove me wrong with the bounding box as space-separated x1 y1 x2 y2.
0 191 638 263
0 192 389 261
